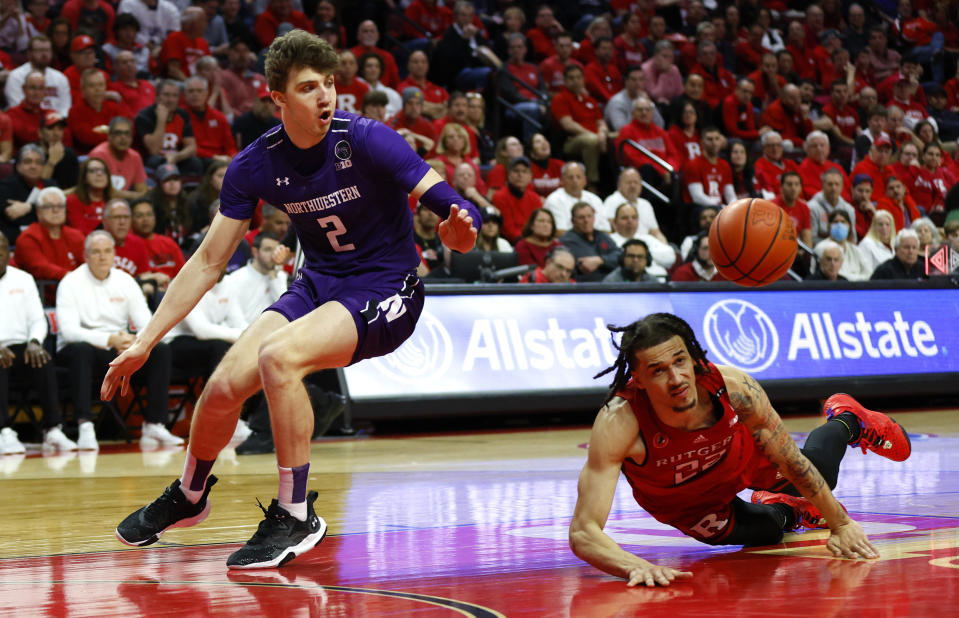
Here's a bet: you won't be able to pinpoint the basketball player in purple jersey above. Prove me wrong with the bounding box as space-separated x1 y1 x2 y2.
104 30 480 569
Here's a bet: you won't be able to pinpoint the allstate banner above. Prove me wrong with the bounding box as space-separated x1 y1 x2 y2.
343 289 959 400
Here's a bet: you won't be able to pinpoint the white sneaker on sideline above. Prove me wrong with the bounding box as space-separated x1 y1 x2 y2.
0 427 25 455
140 422 185 447
43 425 78 452
230 419 252 446
77 421 99 451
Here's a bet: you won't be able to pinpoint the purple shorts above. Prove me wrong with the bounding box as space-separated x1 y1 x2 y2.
266 269 424 365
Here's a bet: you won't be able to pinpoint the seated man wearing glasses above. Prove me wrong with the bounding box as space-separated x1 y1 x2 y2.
89 117 149 201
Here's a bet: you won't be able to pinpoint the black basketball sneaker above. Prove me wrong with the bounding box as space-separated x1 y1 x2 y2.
115 475 218 546
226 490 328 569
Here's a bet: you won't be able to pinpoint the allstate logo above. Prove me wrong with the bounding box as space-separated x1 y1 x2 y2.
370 311 452 384
702 299 779 373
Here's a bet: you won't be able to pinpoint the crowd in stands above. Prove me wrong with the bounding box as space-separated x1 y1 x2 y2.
4 0 959 455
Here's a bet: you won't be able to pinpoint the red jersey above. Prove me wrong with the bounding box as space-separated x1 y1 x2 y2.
550 87 603 133
618 363 779 540
514 238 561 268
584 60 621 103
396 76 449 105
159 31 210 77
403 0 453 39
771 196 812 233
113 79 156 118
613 35 645 72
65 194 106 236
141 233 184 278
851 156 894 201
67 98 126 153
877 72 927 107
754 157 799 199
668 126 701 165
492 184 543 242
682 155 733 203
539 56 582 93
387 111 436 142
822 102 859 139
503 62 542 101
186 106 237 159
902 17 938 46
760 100 813 143
690 63 736 108
530 157 563 197
747 70 785 107
334 77 370 114
525 27 555 61
486 164 506 194
113 233 150 276
787 43 817 80
616 120 681 171
797 157 851 201
720 94 759 141
12 222 85 281
7 102 46 149
911 167 947 212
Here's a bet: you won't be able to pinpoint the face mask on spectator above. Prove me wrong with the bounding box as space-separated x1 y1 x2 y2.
830 222 849 242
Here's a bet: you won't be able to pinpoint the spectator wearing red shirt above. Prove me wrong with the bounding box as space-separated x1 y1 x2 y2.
526 5 561 61
749 52 785 108
810 29 842 87
254 0 313 50
754 131 800 199
100 199 154 286
584 37 621 104
183 76 237 165
102 13 154 77
519 246 576 284
851 134 895 201
771 171 813 247
550 64 608 186
821 80 858 148
613 12 646 73
690 40 735 108
539 32 581 95
242 203 291 250
403 0 453 41
670 233 723 282
62 35 111 106
159 7 211 80
616 96 681 186
387 87 437 156
396 50 449 120
14 186 84 285
0 108 12 164
527 132 564 198
484 135 524 198
134 79 201 177
889 78 928 128
681 126 736 207
850 174 878 240
216 39 264 118
492 156 543 242
352 20 400 90
89 116 147 200
496 33 547 141
60 0 115 45
720 79 759 144
877 56 927 106
67 69 125 154
111 49 156 119
785 20 817 81
66 157 113 236
890 141 923 193
334 50 369 115
912 143 949 215
760 84 815 146
876 175 921 232
513 208 561 268
130 198 184 280
734 23 770 75
431 92 479 160
669 102 702 166
798 131 851 201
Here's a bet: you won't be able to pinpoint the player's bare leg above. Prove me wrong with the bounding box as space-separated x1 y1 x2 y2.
189 310 291 460
258 300 358 467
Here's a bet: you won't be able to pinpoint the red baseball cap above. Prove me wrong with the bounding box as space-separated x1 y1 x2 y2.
71 34 95 52
873 134 892 148
254 80 271 100
43 111 66 127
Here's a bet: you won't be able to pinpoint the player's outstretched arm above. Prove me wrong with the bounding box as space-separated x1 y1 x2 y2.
101 212 250 400
411 168 479 253
569 400 694 586
721 366 879 560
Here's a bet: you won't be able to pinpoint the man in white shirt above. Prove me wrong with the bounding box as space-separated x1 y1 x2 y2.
220 232 288 326
5 35 72 117
606 202 675 278
604 66 665 133
543 161 606 234
56 231 180 450
0 234 76 454
602 167 667 241
117 0 181 48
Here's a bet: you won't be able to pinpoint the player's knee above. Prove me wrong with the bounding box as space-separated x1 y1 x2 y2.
199 373 246 414
257 341 301 386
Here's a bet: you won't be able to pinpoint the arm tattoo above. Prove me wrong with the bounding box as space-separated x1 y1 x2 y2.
753 415 826 497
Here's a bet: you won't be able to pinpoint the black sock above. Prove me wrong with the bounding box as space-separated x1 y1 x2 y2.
770 502 796 530
831 412 862 444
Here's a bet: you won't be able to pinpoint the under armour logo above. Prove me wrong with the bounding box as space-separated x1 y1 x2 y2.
276 177 289 186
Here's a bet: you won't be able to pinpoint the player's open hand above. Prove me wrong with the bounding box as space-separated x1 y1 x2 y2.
438 204 477 254
827 521 879 560
625 559 693 587
101 339 153 400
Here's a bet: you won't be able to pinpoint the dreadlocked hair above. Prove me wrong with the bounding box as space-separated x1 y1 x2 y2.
593 313 710 406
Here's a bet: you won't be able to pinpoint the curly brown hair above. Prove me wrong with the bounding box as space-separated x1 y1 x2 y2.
265 29 340 93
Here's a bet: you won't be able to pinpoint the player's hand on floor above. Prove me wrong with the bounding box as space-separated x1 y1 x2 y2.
438 204 477 253
827 521 879 560
625 560 693 587
101 339 152 400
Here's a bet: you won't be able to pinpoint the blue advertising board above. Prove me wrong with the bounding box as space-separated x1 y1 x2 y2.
342 288 959 401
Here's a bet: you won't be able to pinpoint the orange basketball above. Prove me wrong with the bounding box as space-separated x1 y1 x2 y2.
708 198 797 287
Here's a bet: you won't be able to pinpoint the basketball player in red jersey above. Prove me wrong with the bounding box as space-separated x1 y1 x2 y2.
569 313 911 586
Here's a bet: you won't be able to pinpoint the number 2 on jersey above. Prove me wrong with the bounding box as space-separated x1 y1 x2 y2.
317 215 355 252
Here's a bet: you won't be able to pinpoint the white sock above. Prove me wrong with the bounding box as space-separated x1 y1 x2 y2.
277 463 310 521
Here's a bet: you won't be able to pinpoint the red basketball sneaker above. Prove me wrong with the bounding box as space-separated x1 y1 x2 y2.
824 393 911 462
751 491 837 530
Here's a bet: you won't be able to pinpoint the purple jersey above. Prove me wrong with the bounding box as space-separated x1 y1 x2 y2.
219 111 434 276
